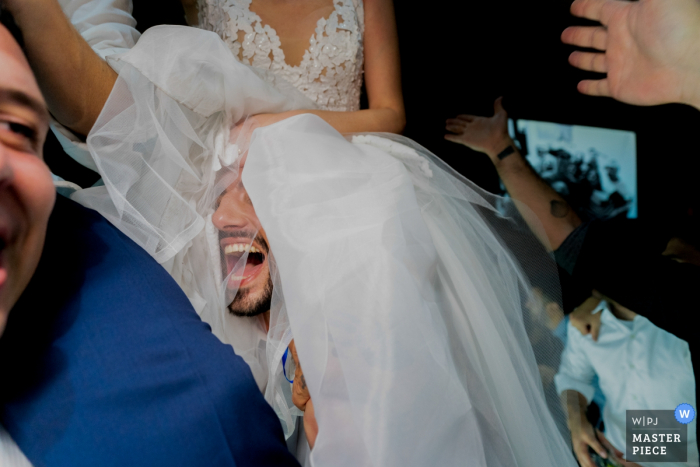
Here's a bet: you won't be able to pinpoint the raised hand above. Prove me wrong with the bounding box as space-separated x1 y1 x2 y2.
562 0 700 108
444 97 513 162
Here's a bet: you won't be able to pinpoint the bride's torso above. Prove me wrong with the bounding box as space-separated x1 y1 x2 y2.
198 0 364 111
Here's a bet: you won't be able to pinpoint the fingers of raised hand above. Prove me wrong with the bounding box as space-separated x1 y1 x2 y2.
569 51 608 73
445 119 468 134
578 78 611 97
562 26 608 51
455 114 476 122
570 0 607 22
493 96 506 115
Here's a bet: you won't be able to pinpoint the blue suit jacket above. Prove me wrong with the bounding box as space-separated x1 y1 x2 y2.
0 196 299 467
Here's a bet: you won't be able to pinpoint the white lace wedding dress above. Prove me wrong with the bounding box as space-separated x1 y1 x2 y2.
198 0 364 112
71 2 577 465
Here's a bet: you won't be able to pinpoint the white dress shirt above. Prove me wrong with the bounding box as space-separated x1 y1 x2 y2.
53 0 140 172
555 302 698 466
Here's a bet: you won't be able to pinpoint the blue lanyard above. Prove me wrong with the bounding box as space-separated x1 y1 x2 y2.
282 347 294 383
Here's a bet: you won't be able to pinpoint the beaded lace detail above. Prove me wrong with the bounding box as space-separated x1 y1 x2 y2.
199 0 364 111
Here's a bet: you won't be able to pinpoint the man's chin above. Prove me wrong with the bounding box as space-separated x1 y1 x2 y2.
227 302 269 318
226 281 272 318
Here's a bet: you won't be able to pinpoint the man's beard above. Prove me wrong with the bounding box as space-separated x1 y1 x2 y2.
220 229 272 317
227 274 273 317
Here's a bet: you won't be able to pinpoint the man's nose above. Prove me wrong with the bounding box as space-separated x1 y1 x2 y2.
212 192 251 231
0 145 14 191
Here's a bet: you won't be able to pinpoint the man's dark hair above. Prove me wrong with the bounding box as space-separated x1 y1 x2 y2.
0 7 25 48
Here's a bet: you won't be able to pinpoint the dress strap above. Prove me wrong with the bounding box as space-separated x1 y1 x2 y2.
350 0 364 37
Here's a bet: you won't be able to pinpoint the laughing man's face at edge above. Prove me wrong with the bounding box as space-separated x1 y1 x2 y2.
213 175 272 318
0 21 54 336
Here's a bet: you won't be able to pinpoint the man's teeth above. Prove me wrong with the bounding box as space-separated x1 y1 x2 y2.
224 243 261 254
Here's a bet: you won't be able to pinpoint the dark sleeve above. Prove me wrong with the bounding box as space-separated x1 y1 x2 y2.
554 218 699 344
0 196 299 467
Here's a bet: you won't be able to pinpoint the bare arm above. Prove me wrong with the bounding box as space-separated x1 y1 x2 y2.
445 98 581 250
249 0 405 134
6 0 121 137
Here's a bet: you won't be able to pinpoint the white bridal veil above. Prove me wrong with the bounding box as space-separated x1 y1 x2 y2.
74 25 576 467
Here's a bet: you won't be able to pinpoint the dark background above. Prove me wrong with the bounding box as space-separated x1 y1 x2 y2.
393 0 699 232
47 0 700 235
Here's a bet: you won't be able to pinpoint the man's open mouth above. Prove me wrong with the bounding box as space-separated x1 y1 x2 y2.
222 242 266 287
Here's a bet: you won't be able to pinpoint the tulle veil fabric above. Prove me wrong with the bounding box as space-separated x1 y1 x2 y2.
73 25 576 467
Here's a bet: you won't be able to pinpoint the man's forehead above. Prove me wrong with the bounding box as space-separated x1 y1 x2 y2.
0 25 46 113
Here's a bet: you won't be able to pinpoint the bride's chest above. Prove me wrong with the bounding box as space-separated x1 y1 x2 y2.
212 0 363 72
199 0 364 110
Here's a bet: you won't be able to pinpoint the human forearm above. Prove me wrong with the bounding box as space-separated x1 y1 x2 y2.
561 390 590 431
445 98 581 250
9 0 118 137
488 141 582 250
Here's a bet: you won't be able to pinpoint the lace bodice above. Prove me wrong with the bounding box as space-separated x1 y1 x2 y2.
198 0 364 111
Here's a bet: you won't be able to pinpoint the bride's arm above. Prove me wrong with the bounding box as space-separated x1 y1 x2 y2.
251 0 406 134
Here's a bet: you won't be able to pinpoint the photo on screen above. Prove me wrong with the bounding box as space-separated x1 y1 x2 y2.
507 119 638 219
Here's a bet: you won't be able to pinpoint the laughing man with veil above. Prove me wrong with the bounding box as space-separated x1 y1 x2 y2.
2 0 577 465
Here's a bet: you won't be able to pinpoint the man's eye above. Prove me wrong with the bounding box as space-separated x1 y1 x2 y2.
1 121 36 139
0 120 39 151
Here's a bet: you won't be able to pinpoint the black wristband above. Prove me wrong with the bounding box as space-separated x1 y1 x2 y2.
496 145 515 160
